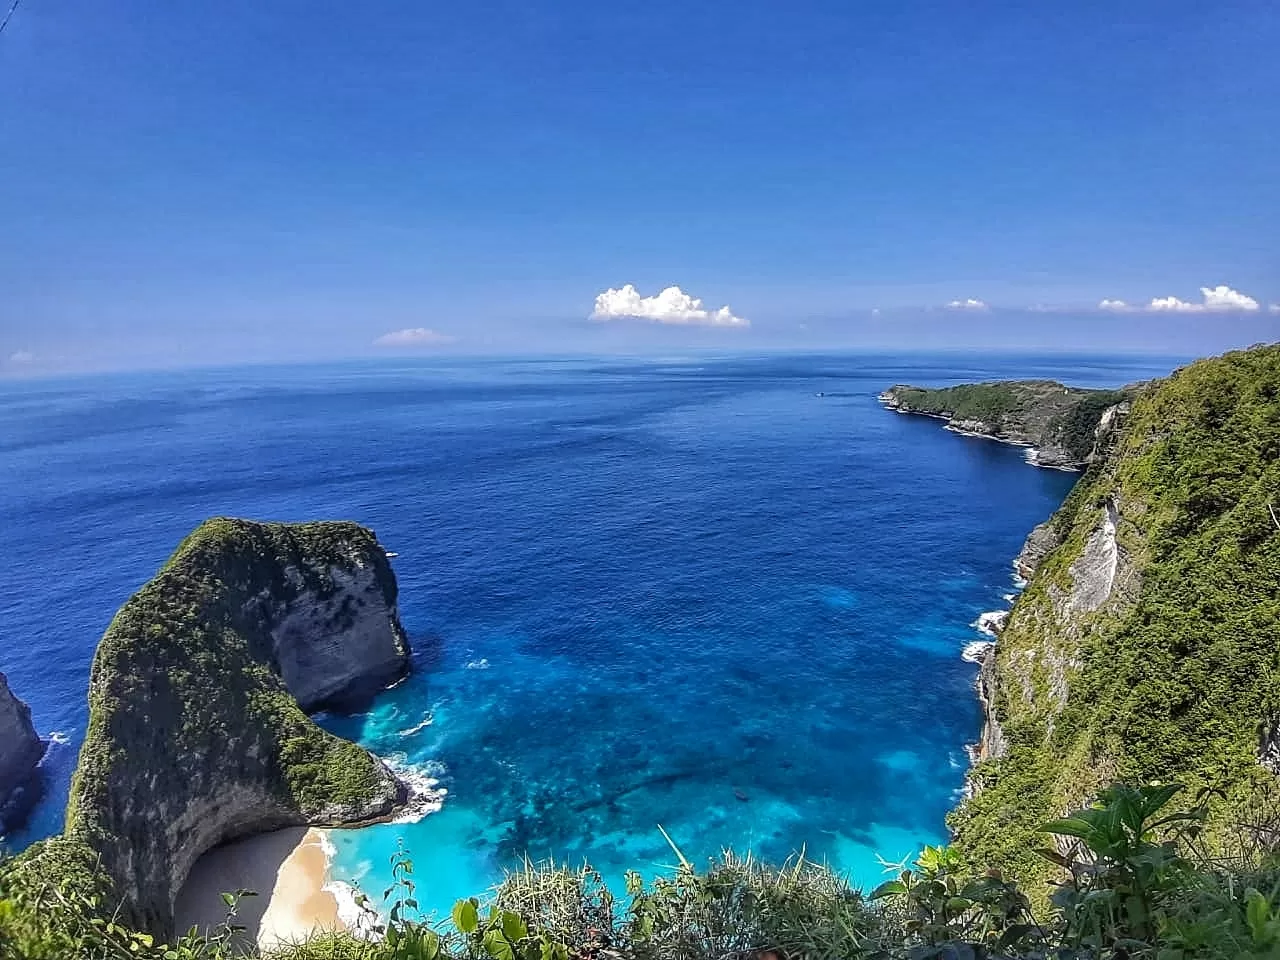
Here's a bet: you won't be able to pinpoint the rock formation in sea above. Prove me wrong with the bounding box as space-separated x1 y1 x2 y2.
0 672 45 836
7 518 411 936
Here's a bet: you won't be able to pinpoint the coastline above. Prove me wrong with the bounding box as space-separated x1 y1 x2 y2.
877 392 1085 472
175 827 346 953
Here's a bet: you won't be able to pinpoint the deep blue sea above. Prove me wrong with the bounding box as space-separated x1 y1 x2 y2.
0 352 1183 917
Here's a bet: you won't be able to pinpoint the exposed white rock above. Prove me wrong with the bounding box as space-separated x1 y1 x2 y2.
1068 499 1120 613
975 645 1008 763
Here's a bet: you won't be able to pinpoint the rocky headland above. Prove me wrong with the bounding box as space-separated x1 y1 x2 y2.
4 518 412 936
0 673 45 837
878 379 1135 470
899 345 1280 887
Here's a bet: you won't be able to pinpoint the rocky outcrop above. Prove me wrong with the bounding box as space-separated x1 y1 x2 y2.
51 518 410 935
249 563 410 711
0 673 44 835
974 646 1007 762
1015 522 1061 581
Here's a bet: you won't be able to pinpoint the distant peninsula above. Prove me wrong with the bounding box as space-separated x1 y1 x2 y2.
878 379 1137 470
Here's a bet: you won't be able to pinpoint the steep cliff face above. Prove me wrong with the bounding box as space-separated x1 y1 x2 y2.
0 673 45 835
948 345 1280 883
45 518 410 935
879 380 1132 469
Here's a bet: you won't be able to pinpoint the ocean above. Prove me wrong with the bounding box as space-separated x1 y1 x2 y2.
0 352 1182 918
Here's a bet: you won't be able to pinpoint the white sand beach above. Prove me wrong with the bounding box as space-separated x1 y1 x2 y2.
174 827 345 953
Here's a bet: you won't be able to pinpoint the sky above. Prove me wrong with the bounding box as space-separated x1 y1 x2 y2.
1 0 1277 374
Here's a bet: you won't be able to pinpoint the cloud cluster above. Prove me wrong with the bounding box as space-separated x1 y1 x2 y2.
373 328 457 347
591 284 748 327
945 298 989 311
7 350 34 365
1099 285 1262 314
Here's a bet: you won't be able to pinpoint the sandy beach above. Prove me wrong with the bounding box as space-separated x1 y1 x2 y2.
174 827 346 953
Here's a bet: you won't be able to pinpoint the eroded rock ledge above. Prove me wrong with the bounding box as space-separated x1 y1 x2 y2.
32 518 411 935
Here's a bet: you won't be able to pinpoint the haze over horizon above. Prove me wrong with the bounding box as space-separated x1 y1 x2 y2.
2 1 1277 375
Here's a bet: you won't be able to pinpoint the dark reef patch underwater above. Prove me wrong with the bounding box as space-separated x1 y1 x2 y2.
0 352 1182 918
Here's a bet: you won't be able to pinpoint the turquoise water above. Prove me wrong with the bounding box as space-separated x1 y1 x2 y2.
0 353 1182 917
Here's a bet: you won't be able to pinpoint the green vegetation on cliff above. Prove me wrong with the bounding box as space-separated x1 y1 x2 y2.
951 344 1280 887
882 380 1130 467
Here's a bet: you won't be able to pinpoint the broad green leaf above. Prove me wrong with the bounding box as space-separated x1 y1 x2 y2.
453 897 479 934
869 879 908 899
500 911 528 942
1041 818 1095 840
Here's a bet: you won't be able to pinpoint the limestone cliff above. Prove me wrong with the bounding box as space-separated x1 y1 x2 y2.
28 518 410 935
944 345 1280 884
879 380 1133 470
0 672 45 836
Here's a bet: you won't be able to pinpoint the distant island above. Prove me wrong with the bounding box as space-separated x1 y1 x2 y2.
878 379 1138 469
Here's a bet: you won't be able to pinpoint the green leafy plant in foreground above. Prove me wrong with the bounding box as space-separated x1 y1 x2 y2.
1039 782 1207 951
871 843 1036 958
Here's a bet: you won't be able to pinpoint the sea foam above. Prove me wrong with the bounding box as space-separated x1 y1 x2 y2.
397 715 434 737
323 879 382 940
971 610 1009 637
384 755 448 824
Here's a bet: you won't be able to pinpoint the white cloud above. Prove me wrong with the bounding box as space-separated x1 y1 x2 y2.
1146 295 1195 312
1200 285 1260 311
1271 304 1280 314
1101 285 1261 314
590 284 748 327
8 350 35 364
373 327 457 347
945 298 989 311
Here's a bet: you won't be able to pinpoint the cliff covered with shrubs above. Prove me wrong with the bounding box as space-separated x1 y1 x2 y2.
3 519 411 938
949 344 1280 886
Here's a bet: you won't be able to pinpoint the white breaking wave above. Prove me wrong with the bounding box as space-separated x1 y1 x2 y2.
464 658 490 670
384 755 448 824
962 640 995 663
397 715 433 737
323 880 382 940
48 730 70 745
972 610 1009 637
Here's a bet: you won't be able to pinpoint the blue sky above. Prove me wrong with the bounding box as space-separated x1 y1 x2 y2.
1 0 1277 373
